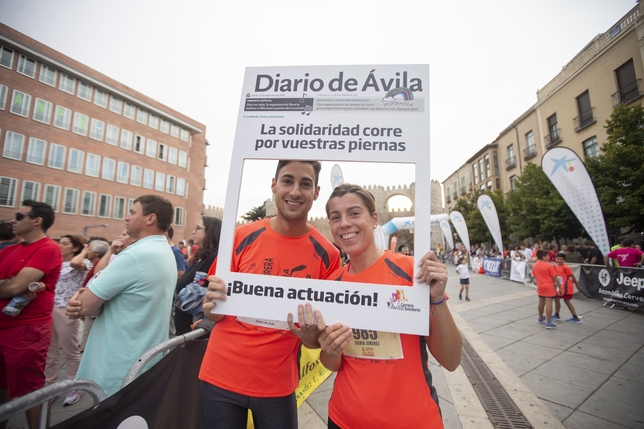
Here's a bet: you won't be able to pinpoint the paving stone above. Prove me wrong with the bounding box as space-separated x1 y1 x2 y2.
498 339 564 361
563 410 632 429
541 399 574 422
478 333 518 350
496 348 547 372
550 350 623 375
577 389 644 429
530 361 610 391
520 372 595 409
613 363 644 380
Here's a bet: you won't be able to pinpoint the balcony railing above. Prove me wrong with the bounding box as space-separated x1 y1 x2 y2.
523 146 537 160
612 79 643 107
573 107 596 132
505 156 516 170
545 128 562 148
446 197 451 203
460 187 466 195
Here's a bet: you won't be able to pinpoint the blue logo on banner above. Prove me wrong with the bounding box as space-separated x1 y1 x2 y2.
482 258 502 277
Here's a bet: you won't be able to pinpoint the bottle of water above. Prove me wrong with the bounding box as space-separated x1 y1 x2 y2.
2 282 45 317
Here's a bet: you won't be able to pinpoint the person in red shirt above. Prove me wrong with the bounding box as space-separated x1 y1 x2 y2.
547 244 559 262
201 161 340 429
552 253 582 323
0 200 62 428
532 250 562 329
316 184 462 429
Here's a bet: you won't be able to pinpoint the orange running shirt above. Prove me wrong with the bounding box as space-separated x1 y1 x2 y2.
554 264 574 295
199 218 340 397
532 261 558 297
327 251 444 429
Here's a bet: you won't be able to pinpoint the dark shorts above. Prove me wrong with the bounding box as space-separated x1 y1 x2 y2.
538 295 557 299
460 278 470 285
201 381 297 429
0 323 53 397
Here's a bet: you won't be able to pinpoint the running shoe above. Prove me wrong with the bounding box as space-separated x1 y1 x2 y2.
551 314 561 321
545 322 557 329
465 296 470 301
537 316 545 324
565 318 581 324
459 294 462 300
63 390 82 406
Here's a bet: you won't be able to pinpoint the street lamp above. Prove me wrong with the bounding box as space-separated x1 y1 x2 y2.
83 224 109 237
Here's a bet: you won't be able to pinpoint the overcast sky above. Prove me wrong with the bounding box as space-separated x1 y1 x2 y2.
0 0 636 219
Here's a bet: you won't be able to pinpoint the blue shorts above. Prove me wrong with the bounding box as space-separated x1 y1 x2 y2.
460 278 470 285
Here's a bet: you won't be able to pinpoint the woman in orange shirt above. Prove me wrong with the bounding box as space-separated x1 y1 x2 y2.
318 184 462 429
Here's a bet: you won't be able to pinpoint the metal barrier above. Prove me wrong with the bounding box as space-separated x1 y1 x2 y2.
0 328 208 428
0 378 105 429
121 328 208 388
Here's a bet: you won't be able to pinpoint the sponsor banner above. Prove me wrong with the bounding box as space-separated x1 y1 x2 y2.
439 219 454 250
482 258 502 277
541 147 610 256
579 266 644 310
477 195 503 252
510 260 526 283
449 211 470 253
471 257 482 273
500 259 512 279
296 346 332 406
52 339 209 429
52 341 330 429
216 65 431 336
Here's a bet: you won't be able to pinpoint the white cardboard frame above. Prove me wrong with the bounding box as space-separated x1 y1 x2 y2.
216 64 431 335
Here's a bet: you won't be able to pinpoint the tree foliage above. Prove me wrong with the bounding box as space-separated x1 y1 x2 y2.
453 189 509 248
505 163 584 241
241 202 266 222
586 104 644 234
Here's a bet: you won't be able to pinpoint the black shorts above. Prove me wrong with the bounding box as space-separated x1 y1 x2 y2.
460 278 470 285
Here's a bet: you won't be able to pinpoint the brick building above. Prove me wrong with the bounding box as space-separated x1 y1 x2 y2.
0 23 207 242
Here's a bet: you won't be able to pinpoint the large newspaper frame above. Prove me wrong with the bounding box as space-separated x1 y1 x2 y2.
216 64 431 335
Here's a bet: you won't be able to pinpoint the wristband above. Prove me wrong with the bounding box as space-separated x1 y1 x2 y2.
430 295 447 305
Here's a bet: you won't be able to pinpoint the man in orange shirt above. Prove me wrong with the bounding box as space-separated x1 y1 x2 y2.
200 160 340 429
532 250 561 329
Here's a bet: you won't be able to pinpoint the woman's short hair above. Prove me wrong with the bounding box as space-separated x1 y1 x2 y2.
325 184 376 216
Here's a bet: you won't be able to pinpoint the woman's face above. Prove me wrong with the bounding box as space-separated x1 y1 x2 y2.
328 193 377 258
193 220 206 246
59 237 78 258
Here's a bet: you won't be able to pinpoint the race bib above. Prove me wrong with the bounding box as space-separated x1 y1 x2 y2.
343 329 404 360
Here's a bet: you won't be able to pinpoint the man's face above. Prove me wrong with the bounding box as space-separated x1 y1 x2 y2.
556 256 565 266
271 162 320 224
11 206 39 237
125 202 149 239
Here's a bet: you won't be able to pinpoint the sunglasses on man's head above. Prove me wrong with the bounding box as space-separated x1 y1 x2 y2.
14 213 38 221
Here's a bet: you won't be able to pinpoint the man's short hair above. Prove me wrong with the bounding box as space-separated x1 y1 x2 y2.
0 223 15 241
90 240 110 257
22 200 55 232
167 226 174 239
583 240 595 247
275 160 322 186
556 252 567 261
134 195 173 232
548 244 558 251
536 249 548 260
622 237 634 247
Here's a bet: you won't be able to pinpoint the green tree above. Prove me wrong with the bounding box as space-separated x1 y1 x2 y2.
241 202 266 222
505 163 584 241
586 103 644 234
